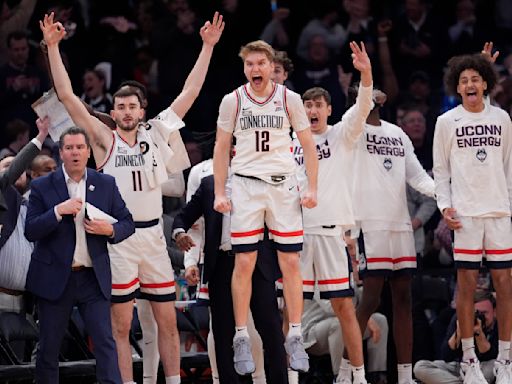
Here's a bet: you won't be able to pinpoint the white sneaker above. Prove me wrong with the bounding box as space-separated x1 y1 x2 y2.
494 359 512 384
460 359 487 384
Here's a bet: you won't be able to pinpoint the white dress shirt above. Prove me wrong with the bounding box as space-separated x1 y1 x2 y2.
54 165 92 267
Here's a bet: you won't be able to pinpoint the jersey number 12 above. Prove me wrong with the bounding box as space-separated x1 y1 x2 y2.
255 130 270 152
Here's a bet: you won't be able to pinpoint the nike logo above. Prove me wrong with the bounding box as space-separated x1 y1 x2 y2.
289 186 295 191
454 117 462 122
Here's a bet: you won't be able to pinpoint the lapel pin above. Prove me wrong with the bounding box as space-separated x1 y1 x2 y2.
88 185 95 192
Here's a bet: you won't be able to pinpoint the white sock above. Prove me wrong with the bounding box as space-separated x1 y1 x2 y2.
352 364 366 382
288 367 299 384
397 363 412 384
497 340 511 361
337 358 352 382
287 322 302 338
165 375 180 384
234 325 249 339
461 337 477 361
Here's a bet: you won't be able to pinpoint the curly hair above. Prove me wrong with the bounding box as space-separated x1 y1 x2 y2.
274 51 294 75
444 54 497 97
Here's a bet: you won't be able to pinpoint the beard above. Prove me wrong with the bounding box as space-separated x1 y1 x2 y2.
115 117 140 131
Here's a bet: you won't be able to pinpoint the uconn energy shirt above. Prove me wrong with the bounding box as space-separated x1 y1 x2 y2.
433 104 512 217
352 120 435 231
217 82 309 182
293 84 373 234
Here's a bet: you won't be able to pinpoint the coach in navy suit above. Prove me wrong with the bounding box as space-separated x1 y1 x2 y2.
25 127 135 384
172 174 287 383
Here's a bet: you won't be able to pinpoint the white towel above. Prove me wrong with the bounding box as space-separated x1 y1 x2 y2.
140 107 191 188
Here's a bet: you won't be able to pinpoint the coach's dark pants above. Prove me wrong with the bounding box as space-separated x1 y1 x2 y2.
36 268 121 384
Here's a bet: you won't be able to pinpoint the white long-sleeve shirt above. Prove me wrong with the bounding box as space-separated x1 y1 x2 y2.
183 159 213 269
352 120 435 231
433 104 512 217
293 84 373 235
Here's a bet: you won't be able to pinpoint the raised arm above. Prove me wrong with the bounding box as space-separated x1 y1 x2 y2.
40 13 113 159
170 12 224 119
0 117 48 189
339 41 373 145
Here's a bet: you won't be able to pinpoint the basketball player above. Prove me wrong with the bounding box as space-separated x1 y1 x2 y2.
41 11 224 384
213 40 318 375
433 53 512 384
295 41 372 384
348 84 435 384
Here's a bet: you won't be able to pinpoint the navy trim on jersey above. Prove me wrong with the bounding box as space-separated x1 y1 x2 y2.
320 288 355 299
232 242 260 253
111 289 140 303
139 292 177 302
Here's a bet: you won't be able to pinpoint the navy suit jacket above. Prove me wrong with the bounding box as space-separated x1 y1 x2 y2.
25 167 135 301
172 175 281 283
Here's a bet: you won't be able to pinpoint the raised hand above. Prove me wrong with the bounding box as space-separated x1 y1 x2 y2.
350 41 371 74
200 11 225 47
39 12 66 47
35 116 50 142
481 41 499 64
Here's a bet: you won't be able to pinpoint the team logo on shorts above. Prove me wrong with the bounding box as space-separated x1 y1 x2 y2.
383 158 393 171
476 148 487 162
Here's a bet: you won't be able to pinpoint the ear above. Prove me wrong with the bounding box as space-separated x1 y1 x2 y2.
327 105 332 117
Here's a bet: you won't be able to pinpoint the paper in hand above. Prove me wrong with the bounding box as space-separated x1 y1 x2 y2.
85 203 118 224
32 88 75 141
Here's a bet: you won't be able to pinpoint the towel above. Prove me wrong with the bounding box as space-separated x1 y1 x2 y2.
140 107 191 188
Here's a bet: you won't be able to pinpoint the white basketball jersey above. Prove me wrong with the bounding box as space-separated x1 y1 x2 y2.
231 83 294 181
100 131 162 221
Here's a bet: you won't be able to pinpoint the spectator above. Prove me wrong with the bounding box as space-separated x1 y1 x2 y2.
260 3 291 51
0 117 49 296
398 104 432 170
272 50 294 89
293 33 346 122
80 68 112 113
302 286 389 384
391 0 446 88
0 118 30 160
447 0 487 57
414 291 498 383
296 0 346 62
0 31 48 141
0 0 37 67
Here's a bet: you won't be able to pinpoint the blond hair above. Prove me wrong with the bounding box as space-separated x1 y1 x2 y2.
239 40 275 62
